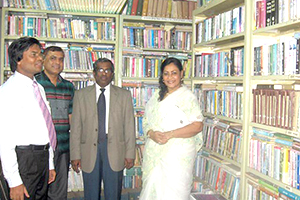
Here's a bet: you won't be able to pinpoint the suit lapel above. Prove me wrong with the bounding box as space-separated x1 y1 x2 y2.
87 84 97 118
109 85 118 116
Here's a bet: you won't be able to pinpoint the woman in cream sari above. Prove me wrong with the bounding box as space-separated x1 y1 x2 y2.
140 58 203 200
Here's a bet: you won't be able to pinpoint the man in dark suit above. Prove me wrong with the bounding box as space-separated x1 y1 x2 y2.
70 58 136 200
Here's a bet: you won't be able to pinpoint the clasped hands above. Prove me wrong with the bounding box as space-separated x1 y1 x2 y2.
148 130 174 145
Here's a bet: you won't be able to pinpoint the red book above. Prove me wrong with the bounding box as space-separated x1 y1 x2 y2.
131 0 139 16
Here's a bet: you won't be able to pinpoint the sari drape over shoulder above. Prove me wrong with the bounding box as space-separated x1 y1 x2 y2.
140 86 203 200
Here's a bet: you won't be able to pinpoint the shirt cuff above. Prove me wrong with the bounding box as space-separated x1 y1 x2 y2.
6 171 23 188
48 146 54 170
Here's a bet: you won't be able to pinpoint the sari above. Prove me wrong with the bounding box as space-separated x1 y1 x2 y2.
140 86 203 200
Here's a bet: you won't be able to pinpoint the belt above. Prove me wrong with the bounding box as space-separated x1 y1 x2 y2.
16 144 50 151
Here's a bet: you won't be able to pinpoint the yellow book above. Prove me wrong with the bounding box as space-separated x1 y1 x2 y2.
282 148 290 185
142 0 149 16
167 0 172 18
155 59 159 78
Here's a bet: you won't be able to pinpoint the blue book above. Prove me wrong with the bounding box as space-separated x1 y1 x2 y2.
278 187 300 200
27 17 34 37
275 138 293 146
138 117 143 137
253 128 274 137
151 30 154 48
129 28 134 47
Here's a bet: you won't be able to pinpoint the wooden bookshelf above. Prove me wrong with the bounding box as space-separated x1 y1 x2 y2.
192 0 246 198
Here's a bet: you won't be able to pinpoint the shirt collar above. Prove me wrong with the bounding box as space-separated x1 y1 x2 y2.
96 83 111 93
41 71 63 83
15 71 37 86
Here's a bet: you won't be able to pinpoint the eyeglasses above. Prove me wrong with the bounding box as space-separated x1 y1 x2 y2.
97 68 113 74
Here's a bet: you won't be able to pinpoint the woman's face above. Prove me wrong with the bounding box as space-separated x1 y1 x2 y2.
162 63 183 93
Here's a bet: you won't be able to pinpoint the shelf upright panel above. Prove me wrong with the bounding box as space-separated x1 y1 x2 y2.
0 7 4 85
240 0 253 198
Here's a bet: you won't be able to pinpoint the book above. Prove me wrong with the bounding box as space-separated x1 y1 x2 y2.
126 0 134 15
136 0 143 15
130 0 139 15
146 0 154 16
141 0 149 16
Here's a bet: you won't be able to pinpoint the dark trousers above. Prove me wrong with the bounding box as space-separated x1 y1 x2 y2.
82 138 123 200
15 147 49 200
47 150 69 200
0 159 9 200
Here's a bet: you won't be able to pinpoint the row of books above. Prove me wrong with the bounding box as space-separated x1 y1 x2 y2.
253 35 300 76
70 80 94 90
247 174 300 199
125 0 196 20
202 118 243 163
64 48 114 71
122 55 192 78
196 5 245 43
3 0 127 14
6 13 115 41
122 82 159 108
194 46 244 78
4 42 114 71
134 110 144 138
252 86 300 131
123 167 142 189
123 23 192 50
194 151 240 200
194 84 243 120
255 0 300 29
249 127 300 189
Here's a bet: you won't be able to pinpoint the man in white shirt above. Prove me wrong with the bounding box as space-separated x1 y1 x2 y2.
0 37 56 200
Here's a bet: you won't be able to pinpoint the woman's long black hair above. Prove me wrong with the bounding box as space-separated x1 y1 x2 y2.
158 57 183 101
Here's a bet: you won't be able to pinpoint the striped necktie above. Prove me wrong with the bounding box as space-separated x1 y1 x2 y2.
33 81 57 150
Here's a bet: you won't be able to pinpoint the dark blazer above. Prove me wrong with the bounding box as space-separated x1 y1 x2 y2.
70 84 136 172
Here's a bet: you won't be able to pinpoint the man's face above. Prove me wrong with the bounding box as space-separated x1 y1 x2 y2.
17 44 43 79
43 51 64 76
93 62 114 87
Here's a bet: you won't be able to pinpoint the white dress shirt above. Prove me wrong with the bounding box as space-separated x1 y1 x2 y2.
96 83 111 134
0 72 54 187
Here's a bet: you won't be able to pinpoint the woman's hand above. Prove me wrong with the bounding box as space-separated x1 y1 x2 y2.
149 130 168 144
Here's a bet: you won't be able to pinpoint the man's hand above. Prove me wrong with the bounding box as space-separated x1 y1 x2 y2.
71 159 81 173
48 169 56 184
124 158 134 169
10 184 29 200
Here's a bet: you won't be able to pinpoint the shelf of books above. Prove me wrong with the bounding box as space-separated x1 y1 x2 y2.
124 0 196 21
245 0 300 199
0 7 119 88
2 0 127 14
192 0 247 199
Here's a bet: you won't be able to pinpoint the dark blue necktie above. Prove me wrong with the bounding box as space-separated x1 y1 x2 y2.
98 88 106 142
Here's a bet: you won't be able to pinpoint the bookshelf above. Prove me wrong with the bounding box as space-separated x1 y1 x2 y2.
0 7 120 88
0 5 120 195
193 0 300 199
118 14 194 191
192 0 246 199
118 14 194 130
